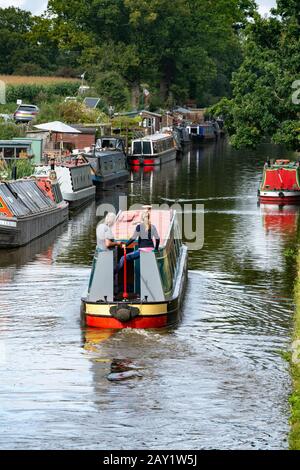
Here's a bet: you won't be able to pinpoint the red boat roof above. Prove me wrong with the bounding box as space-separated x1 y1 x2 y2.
113 209 173 244
262 164 300 191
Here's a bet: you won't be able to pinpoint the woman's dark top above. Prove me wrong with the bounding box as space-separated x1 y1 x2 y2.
127 224 160 250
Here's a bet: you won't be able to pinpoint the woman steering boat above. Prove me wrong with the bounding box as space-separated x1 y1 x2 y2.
116 210 160 274
81 207 188 329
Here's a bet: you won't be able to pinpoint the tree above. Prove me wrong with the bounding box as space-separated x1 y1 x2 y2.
0 7 62 75
216 1 300 149
47 0 256 107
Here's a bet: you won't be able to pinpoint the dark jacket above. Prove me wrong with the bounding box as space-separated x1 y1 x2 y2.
127 223 160 250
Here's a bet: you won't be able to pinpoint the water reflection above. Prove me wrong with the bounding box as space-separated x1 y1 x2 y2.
0 142 296 449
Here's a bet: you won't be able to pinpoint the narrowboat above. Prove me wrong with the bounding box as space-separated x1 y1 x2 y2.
84 137 129 188
174 126 191 149
258 160 300 205
34 161 95 209
129 134 177 166
81 208 188 329
0 177 68 248
187 122 217 143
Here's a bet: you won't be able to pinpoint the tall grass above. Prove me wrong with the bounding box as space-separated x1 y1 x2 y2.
0 75 80 85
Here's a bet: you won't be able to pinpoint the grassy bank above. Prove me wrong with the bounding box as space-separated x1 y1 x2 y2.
290 252 300 449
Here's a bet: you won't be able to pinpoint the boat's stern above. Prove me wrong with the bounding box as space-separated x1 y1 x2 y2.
81 210 188 329
259 160 300 205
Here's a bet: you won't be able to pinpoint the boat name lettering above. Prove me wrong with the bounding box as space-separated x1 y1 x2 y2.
0 219 17 227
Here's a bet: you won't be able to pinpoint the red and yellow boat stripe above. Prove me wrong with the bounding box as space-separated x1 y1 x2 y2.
83 302 169 329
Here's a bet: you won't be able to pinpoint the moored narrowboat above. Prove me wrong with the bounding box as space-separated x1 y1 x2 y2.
34 161 95 209
0 177 68 248
174 126 191 149
258 159 300 205
187 122 217 143
129 134 177 166
84 137 129 188
81 208 188 329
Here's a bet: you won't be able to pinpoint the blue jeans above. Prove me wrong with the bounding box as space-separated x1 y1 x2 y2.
117 250 140 272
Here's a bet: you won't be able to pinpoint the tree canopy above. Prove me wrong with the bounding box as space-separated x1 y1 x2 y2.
0 1 256 109
210 0 300 150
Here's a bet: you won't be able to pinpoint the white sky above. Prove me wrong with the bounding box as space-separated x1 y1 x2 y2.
0 0 277 16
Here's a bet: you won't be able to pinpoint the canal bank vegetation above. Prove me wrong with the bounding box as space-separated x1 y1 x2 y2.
290 250 300 450
209 0 300 151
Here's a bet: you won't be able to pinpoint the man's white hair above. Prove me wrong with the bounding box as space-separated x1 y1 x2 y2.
105 212 116 227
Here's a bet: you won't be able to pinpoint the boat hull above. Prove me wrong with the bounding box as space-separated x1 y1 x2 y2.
259 190 300 205
81 299 180 329
92 170 129 189
0 203 69 248
63 186 96 209
129 149 177 167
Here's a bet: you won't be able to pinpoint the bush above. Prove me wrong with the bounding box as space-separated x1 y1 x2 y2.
35 101 61 124
58 101 109 124
0 122 26 140
6 82 80 104
0 159 34 181
93 71 130 112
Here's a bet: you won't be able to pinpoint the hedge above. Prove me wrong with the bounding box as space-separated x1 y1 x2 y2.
6 82 80 104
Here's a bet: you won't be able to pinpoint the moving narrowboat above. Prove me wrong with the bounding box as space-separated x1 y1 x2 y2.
34 161 95 209
187 122 217 143
0 177 68 248
129 134 177 166
258 159 300 205
84 137 129 188
81 208 188 329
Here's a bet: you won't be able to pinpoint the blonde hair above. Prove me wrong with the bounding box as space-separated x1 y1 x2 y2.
141 211 151 231
105 212 116 227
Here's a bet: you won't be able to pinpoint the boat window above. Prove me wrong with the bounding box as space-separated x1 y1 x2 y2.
158 252 173 295
133 141 142 155
142 141 152 155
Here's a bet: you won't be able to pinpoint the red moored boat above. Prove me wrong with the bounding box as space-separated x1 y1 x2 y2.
258 160 300 205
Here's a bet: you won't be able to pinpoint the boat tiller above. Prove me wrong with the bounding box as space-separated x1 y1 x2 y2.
123 246 129 300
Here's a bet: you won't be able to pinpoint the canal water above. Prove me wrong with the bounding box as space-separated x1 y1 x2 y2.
0 141 297 449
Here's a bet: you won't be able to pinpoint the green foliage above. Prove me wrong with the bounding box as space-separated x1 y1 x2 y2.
0 1 258 108
0 122 26 140
111 115 141 130
93 71 130 111
273 121 300 149
290 250 300 449
35 101 62 124
47 0 256 107
6 82 80 104
226 5 300 150
0 159 34 181
58 101 109 124
208 97 235 133
15 159 34 178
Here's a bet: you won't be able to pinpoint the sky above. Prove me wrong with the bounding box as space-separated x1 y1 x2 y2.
0 0 277 16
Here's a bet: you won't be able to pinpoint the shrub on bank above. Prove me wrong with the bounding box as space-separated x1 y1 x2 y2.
0 122 27 140
290 252 300 450
0 159 34 181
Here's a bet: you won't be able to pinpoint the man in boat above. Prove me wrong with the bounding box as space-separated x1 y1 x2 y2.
116 210 160 273
97 213 122 251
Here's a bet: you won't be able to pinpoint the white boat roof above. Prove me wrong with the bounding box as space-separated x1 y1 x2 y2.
133 133 173 142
